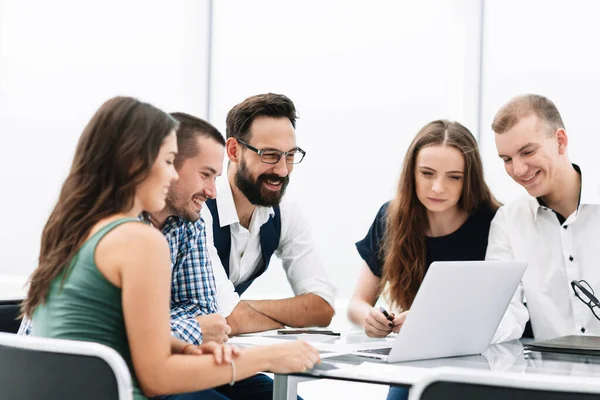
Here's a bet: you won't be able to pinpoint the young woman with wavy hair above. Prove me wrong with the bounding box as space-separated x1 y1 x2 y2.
24 96 320 400
348 119 499 400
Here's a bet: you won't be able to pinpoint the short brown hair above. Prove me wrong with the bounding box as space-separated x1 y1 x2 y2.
170 112 224 169
226 93 297 141
491 94 565 135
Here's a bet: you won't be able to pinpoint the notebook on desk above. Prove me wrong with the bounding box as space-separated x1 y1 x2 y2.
525 335 600 356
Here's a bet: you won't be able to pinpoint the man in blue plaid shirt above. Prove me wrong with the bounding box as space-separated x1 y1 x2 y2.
160 214 219 344
147 112 232 346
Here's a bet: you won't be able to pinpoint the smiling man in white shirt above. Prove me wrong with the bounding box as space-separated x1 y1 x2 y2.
487 94 600 342
205 93 335 335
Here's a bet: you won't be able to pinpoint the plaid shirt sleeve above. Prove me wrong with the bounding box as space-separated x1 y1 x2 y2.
169 304 204 344
164 217 218 344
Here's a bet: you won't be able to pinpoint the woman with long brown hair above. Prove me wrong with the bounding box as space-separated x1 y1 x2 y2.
348 120 499 400
24 96 320 400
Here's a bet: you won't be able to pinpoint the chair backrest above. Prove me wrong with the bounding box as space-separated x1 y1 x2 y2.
0 332 133 400
409 367 600 400
0 299 23 333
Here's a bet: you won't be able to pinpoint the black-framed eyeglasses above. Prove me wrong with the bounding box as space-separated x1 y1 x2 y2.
237 139 306 165
571 280 600 321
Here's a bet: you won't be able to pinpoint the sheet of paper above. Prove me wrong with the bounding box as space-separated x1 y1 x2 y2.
228 335 290 347
319 351 354 359
258 333 343 343
229 332 396 354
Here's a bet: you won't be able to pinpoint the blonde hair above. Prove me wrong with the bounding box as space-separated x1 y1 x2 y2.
492 94 565 135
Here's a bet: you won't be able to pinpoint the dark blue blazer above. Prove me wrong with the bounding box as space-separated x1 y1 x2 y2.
205 198 281 295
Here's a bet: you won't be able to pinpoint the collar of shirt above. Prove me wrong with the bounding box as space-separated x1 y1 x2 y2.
215 176 275 231
528 164 600 221
161 215 203 235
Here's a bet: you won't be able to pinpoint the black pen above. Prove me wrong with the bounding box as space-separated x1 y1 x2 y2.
379 306 395 327
277 329 341 336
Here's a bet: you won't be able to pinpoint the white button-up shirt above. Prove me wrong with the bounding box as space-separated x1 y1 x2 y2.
202 178 336 316
488 165 600 342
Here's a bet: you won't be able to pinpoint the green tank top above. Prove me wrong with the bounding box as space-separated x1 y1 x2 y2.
33 218 147 400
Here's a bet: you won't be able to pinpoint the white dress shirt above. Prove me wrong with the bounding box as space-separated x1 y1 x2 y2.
488 165 600 342
201 203 240 317
202 178 336 316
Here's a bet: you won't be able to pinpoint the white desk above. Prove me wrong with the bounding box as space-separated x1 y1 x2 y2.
230 332 600 400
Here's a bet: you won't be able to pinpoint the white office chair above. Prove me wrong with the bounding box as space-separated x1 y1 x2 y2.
409 367 600 400
0 332 134 399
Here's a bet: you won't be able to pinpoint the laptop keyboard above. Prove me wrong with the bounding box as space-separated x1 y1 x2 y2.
359 347 392 355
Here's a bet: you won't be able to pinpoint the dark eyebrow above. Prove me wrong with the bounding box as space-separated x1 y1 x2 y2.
200 167 218 174
419 166 463 174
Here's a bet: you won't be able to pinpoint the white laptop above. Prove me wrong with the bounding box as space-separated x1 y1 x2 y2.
354 260 527 363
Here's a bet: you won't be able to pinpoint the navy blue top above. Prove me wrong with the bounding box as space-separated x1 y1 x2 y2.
356 202 496 278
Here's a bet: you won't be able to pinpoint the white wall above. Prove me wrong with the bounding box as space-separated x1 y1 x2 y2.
4 1 599 301
209 0 483 299
0 0 211 281
479 0 600 204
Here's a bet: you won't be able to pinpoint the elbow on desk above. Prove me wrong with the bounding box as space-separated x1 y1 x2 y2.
315 302 335 327
293 301 334 328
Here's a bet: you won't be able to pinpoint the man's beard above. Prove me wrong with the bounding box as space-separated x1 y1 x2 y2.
165 182 202 222
234 158 289 207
